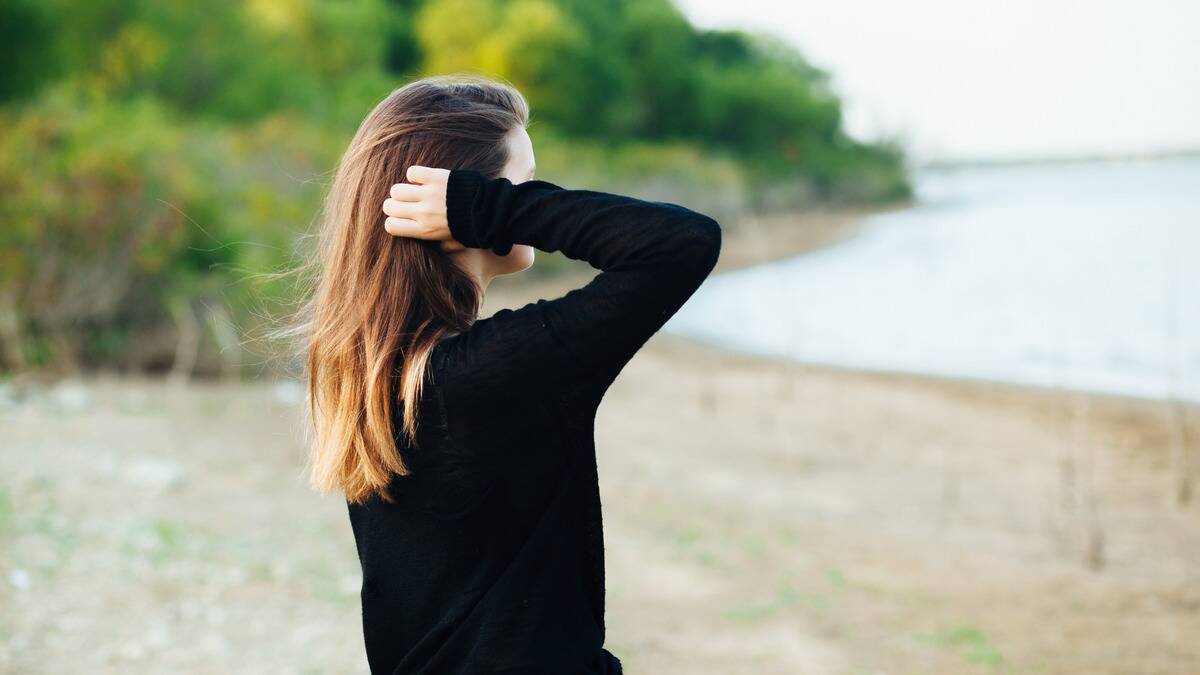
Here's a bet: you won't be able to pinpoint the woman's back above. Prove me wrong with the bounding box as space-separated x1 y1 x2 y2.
348 339 614 674
347 168 721 674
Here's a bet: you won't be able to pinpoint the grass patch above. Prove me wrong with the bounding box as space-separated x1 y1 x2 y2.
825 568 847 587
722 599 780 623
121 518 189 566
915 624 1004 668
722 582 827 623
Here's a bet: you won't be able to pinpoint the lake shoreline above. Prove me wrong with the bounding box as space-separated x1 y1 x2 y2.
489 202 1197 412
660 160 1200 408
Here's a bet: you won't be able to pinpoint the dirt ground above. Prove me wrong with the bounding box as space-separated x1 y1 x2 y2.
2 208 1198 674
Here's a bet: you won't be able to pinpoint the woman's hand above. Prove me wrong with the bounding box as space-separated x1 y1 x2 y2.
382 165 466 253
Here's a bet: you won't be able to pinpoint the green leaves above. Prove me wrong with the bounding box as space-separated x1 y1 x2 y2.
0 0 910 373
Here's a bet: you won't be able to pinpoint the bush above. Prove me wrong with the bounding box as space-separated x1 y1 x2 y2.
0 87 334 374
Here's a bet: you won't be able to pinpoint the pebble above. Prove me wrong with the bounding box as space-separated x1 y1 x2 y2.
49 381 93 413
9 568 31 590
123 458 187 491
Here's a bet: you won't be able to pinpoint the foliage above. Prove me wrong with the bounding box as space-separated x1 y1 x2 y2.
0 0 909 374
0 88 335 371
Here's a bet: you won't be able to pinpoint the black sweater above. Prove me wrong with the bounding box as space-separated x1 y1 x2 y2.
346 169 722 674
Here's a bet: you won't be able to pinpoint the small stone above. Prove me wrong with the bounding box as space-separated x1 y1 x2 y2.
9 568 31 590
124 458 187 491
50 380 93 413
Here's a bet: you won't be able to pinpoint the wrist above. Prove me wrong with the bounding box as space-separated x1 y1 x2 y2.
445 169 515 256
445 169 482 245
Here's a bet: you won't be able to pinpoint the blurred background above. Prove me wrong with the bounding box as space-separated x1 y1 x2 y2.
0 0 1196 673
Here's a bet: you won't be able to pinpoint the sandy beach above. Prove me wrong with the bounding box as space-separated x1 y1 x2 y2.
2 208 1197 674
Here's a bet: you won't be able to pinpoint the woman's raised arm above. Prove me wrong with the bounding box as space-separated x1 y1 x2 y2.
386 166 721 404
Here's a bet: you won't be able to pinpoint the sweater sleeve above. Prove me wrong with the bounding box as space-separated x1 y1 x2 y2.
439 168 721 402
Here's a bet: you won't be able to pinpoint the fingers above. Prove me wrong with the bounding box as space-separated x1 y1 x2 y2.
382 197 411 218
405 164 450 186
383 197 441 230
384 165 452 244
406 164 435 185
389 182 421 201
383 196 441 220
382 198 434 237
383 216 420 237
386 218 463 252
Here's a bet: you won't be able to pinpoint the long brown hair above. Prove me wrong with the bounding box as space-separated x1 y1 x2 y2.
295 74 529 504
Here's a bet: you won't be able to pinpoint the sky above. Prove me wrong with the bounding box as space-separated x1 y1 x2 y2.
676 0 1200 163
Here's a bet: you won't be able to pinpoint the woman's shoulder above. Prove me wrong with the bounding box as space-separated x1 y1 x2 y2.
432 313 541 395
432 327 537 411
432 325 595 427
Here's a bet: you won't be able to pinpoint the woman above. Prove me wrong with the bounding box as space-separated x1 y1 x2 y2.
300 74 721 674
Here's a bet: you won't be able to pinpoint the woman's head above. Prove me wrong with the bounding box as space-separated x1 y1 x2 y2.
300 74 532 504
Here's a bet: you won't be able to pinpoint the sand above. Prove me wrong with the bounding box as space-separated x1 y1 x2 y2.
1 208 1197 674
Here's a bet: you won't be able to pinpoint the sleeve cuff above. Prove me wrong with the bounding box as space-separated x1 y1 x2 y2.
445 169 515 257
445 169 483 246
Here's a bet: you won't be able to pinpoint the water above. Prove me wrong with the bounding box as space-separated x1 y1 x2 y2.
663 158 1200 402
